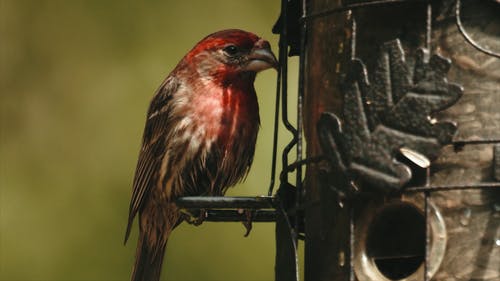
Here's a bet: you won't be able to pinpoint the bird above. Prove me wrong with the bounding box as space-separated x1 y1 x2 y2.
124 29 278 281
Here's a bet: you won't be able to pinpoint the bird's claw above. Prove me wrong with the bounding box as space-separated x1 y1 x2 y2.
239 209 254 237
181 209 207 226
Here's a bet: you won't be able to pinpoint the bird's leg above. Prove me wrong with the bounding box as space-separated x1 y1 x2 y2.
238 209 254 237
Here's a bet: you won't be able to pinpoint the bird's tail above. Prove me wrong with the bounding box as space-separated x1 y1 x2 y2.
131 230 167 281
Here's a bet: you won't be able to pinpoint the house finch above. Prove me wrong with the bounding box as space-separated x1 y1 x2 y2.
124 29 277 281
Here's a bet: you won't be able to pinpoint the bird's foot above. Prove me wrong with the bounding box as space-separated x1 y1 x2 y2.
181 209 207 226
239 209 254 237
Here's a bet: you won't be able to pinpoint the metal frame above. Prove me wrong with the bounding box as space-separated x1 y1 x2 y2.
307 1 499 281
175 0 499 280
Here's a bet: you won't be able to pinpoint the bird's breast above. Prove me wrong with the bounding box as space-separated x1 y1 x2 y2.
189 84 259 150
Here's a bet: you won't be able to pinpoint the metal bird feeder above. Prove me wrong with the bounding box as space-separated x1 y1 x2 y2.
177 0 500 280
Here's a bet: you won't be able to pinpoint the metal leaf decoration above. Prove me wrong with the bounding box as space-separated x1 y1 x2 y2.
318 39 463 192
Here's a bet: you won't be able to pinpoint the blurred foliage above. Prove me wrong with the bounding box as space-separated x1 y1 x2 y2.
0 1 299 280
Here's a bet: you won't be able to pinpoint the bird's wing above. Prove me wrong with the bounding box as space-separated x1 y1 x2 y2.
124 77 180 244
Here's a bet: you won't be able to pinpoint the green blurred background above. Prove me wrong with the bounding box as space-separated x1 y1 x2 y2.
0 1 299 280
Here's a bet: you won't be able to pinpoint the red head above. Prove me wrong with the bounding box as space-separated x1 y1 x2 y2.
182 29 278 85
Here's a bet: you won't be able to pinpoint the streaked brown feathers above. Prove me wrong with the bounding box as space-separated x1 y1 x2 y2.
125 29 276 281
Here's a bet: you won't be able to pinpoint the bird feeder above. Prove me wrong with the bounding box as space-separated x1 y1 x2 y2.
177 0 500 280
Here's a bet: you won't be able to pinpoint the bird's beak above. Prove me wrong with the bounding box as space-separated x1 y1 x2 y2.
245 39 279 72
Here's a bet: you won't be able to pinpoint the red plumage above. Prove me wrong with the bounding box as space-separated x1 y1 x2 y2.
125 29 277 281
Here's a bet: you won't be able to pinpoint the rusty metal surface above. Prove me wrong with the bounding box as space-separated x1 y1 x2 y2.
318 39 463 191
436 0 500 143
430 2 500 278
304 0 500 281
303 0 353 280
494 145 500 182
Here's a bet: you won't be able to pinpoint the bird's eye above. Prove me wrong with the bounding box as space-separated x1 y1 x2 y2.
223 45 239 56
